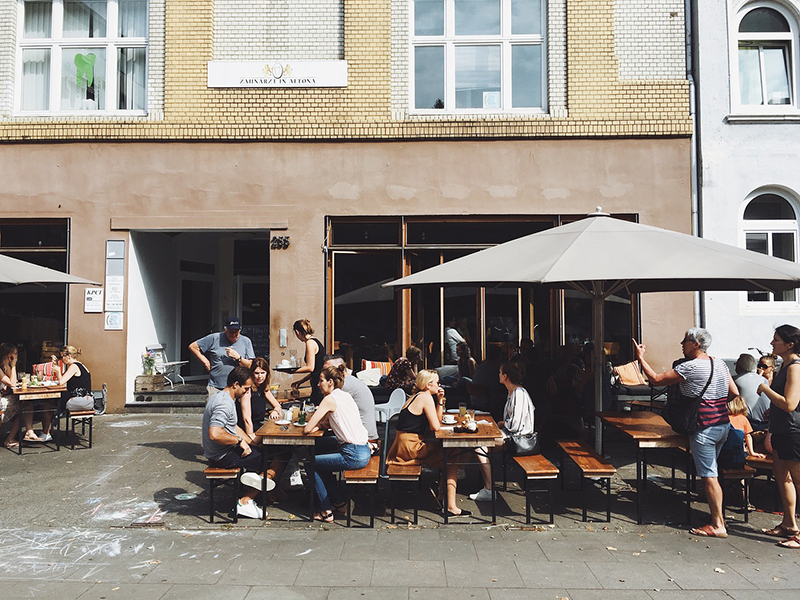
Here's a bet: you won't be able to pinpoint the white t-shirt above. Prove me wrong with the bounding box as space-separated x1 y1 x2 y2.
328 388 369 446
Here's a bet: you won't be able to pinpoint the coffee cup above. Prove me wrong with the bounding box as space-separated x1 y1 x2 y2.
442 415 456 424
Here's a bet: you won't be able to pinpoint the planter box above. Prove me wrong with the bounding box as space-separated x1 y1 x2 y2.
135 374 165 392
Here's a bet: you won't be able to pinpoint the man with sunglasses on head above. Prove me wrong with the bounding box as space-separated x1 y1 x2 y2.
734 353 771 432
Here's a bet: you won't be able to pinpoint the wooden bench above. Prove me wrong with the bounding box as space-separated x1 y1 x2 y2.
558 440 616 522
343 455 381 528
386 463 422 524
513 454 560 524
720 465 757 523
68 410 95 449
204 466 242 524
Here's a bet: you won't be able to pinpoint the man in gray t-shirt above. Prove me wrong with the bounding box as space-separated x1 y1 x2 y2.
733 353 770 429
189 317 255 396
323 355 378 440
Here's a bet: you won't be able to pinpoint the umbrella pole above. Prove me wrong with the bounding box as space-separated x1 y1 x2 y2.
593 292 604 452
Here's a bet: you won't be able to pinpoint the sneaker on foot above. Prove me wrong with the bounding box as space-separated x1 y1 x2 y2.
236 500 264 519
39 433 53 443
469 487 493 502
240 472 276 492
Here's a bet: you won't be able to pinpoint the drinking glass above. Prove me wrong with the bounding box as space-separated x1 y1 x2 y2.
458 402 467 417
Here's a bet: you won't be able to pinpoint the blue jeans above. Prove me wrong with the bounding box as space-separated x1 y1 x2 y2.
314 442 371 510
690 423 729 478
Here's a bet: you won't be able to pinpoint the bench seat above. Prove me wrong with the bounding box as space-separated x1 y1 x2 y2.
204 466 241 523
558 440 616 522
513 454 559 524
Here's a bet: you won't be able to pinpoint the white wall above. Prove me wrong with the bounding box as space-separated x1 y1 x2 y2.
697 0 800 358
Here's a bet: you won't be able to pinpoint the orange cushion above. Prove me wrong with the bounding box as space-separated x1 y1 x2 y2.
32 361 62 382
613 361 648 386
361 360 393 376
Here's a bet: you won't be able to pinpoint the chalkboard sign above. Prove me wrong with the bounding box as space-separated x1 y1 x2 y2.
243 325 270 362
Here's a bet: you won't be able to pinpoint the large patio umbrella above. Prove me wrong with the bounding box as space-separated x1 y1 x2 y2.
0 253 99 286
384 209 800 449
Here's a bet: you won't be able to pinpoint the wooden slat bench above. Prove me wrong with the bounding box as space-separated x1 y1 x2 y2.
513 454 560 524
720 465 757 523
204 466 241 524
68 410 95 449
386 463 422 524
558 440 616 522
343 455 381 528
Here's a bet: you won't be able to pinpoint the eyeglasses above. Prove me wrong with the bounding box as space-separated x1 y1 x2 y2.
757 363 771 369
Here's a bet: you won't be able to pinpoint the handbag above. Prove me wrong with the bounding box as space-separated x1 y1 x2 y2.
504 431 540 456
662 358 714 436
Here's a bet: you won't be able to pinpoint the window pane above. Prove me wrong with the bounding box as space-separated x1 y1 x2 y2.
744 194 796 219
773 232 795 261
512 44 542 107
331 221 401 245
748 290 770 302
455 45 501 108
778 288 797 302
738 46 763 105
763 46 791 105
63 0 107 38
119 0 147 37
118 47 146 110
407 220 551 244
414 0 444 36
739 7 789 33
512 0 541 34
746 232 768 255
61 48 106 110
454 0 500 35
21 49 50 111
23 0 52 38
415 46 445 109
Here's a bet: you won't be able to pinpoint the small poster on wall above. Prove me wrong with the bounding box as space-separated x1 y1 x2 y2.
84 288 104 313
104 312 123 331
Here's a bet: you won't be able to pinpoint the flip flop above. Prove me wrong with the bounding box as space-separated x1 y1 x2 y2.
23 432 42 443
313 511 334 523
762 524 800 537
690 525 728 539
777 536 800 549
3 440 19 449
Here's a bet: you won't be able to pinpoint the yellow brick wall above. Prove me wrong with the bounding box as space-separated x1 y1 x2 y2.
0 0 692 141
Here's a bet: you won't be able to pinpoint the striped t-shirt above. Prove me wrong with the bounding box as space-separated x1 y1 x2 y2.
674 357 730 429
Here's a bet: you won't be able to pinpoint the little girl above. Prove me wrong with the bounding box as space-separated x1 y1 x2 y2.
727 395 765 460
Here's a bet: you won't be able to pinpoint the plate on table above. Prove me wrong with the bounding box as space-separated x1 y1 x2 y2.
293 421 306 427
275 419 291 425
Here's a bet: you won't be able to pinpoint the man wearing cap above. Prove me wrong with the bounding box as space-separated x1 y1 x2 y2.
189 317 256 397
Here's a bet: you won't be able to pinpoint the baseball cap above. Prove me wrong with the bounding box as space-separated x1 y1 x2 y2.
224 317 242 330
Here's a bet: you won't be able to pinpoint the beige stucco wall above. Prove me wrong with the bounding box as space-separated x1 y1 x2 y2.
0 136 692 411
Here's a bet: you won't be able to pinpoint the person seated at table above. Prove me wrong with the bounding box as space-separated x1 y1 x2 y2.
203 366 275 519
470 361 536 502
303 364 371 522
441 342 476 388
322 355 378 442
1 343 20 449
385 346 421 395
733 353 771 431
727 395 765 460
386 369 472 518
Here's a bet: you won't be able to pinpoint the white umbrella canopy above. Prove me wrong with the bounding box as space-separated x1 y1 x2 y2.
0 253 99 286
384 210 800 449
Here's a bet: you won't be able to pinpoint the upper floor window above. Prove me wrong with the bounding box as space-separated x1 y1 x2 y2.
735 4 796 111
743 192 798 302
17 0 147 114
411 0 545 112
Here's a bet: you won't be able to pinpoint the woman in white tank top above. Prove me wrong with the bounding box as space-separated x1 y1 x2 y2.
303 364 370 522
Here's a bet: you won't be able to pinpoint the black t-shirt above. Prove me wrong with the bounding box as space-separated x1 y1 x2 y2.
770 359 800 435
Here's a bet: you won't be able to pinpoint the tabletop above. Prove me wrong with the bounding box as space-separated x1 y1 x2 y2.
255 419 324 445
435 415 504 448
597 410 686 447
10 384 66 401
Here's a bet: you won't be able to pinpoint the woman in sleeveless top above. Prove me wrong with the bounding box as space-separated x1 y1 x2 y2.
757 324 800 547
1 343 21 449
291 318 326 405
386 369 471 518
303 364 370 522
635 327 738 539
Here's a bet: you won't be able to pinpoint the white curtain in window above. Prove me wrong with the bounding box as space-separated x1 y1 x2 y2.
63 0 108 38
21 49 51 110
118 47 146 109
23 0 52 38
119 0 147 37
61 48 106 110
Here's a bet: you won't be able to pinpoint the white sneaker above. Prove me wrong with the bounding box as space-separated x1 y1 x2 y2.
39 433 53 443
236 500 264 519
240 472 276 492
469 487 494 502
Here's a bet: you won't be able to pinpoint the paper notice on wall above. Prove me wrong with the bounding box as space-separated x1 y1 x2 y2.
84 288 104 313
105 276 124 311
104 312 123 330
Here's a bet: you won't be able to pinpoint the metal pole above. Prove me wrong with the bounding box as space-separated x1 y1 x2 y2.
593 289 604 452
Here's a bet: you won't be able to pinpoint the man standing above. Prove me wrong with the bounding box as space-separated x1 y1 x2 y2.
322 354 378 440
189 317 255 397
444 316 466 365
202 366 275 519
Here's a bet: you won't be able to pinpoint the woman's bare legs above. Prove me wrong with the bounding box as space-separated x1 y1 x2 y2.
772 457 798 533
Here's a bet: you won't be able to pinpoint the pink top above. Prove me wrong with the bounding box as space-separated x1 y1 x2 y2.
328 388 369 445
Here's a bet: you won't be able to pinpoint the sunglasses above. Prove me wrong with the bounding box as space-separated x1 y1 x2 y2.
757 363 771 369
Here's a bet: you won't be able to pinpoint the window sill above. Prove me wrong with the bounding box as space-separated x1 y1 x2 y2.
726 113 800 123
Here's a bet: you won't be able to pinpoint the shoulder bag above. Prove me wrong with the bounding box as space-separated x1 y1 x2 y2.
662 358 714 436
504 431 540 456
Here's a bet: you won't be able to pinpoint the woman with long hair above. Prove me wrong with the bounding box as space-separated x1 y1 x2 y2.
290 319 326 405
757 324 800 548
237 357 282 441
1 343 20 449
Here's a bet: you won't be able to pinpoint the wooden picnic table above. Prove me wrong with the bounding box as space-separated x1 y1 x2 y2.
597 410 690 524
8 384 66 455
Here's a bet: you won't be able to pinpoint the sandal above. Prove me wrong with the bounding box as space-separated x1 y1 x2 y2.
3 440 19 449
331 501 348 515
689 524 728 538
777 535 800 549
23 432 41 443
762 524 800 537
313 511 334 523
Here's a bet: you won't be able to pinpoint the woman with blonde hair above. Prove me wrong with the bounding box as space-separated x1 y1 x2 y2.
290 318 326 405
386 369 471 518
1 343 21 448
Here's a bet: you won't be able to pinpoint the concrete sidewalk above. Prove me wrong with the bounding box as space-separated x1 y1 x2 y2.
0 414 798 599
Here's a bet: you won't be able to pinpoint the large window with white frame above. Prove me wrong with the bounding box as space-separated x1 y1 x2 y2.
743 192 799 302
17 0 147 114
411 0 546 112
735 3 797 111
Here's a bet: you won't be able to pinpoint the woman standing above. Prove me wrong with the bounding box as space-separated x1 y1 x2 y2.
303 364 370 522
634 327 738 538
1 343 20 449
290 319 326 405
387 369 471 518
757 325 800 548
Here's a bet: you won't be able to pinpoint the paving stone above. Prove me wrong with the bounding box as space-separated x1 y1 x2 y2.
244 587 330 600
445 559 524 587
269 536 346 560
488 589 570 600
140 558 233 585
409 539 478 560
537 537 619 562
294 559 374 586
372 560 447 587
585 562 678 590
75 583 172 600
329 586 409 600
727 591 800 600
656 561 757 590
473 539 547 561
726 561 800 588
3 581 92 600
569 590 653 600
646 592 740 600
158 584 250 600
342 534 410 560
413 587 489 599
217 559 303 586
514 561 602 589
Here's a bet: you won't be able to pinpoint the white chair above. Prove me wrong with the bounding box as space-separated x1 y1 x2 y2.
375 388 407 424
147 344 188 389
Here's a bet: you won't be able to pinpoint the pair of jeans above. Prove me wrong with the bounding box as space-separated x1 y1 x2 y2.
313 442 371 510
689 423 730 478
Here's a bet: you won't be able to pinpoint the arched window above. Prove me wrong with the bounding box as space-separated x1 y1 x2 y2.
743 192 798 302
736 4 796 109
